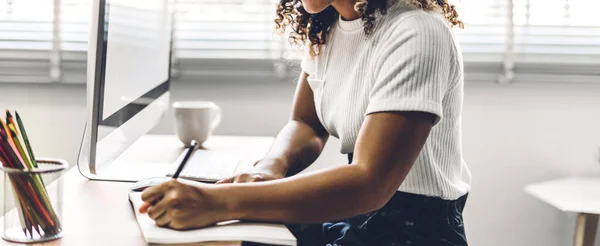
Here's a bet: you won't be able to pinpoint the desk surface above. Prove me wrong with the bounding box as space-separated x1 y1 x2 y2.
525 176 600 214
0 135 274 246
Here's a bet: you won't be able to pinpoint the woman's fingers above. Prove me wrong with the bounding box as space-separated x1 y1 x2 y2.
139 202 151 214
216 176 234 184
141 184 166 203
234 173 255 183
154 212 172 227
219 173 279 184
147 198 168 220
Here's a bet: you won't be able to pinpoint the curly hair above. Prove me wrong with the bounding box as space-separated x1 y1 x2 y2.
274 0 463 56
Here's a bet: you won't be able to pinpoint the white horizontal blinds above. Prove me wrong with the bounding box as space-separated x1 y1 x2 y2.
452 0 509 82
454 0 508 63
455 0 600 83
173 0 293 81
60 0 91 83
1 0 598 84
511 0 600 83
174 0 281 59
0 0 54 83
0 0 91 83
61 0 91 53
513 1 600 59
0 0 53 49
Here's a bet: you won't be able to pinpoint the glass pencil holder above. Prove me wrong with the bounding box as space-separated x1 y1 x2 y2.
1 159 67 243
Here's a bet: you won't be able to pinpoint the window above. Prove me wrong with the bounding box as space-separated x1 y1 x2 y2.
457 0 600 83
0 0 599 84
0 0 88 83
172 0 294 82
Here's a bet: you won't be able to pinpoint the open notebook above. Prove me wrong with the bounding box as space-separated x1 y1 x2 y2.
129 192 297 246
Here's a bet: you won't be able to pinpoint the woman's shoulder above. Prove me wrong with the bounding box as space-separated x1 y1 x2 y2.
378 3 454 41
372 4 462 68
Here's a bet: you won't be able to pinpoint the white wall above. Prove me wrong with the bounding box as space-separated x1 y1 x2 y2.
462 83 600 246
1 81 600 246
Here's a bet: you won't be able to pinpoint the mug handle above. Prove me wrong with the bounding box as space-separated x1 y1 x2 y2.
212 105 222 130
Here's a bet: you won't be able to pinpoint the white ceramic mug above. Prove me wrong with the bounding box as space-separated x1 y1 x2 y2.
173 101 221 146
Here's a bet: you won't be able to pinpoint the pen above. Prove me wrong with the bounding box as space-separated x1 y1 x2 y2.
138 140 199 214
171 140 199 179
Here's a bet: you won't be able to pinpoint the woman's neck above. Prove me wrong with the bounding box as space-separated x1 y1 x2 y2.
331 0 362 21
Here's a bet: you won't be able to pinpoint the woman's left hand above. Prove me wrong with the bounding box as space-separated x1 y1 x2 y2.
139 179 230 230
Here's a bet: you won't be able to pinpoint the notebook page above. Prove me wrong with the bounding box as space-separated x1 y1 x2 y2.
129 192 296 246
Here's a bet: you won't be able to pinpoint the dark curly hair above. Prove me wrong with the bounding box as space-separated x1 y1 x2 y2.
275 0 463 56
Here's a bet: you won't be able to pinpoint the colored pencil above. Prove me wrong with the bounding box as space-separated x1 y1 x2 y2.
5 111 17 133
11 183 30 237
18 176 54 227
0 136 23 169
0 110 62 238
8 128 33 169
15 112 37 168
8 115 48 197
15 180 45 233
5 114 58 226
0 152 29 236
0 119 25 169
0 134 43 202
0 143 15 168
0 118 15 147
0 153 41 236
6 112 33 169
12 179 45 235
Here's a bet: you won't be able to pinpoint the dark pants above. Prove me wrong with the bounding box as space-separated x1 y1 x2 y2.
247 154 469 246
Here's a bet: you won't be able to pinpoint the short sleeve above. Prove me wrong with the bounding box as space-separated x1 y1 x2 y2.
300 48 316 75
366 13 455 125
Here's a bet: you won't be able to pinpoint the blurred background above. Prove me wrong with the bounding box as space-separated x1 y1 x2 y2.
0 0 600 245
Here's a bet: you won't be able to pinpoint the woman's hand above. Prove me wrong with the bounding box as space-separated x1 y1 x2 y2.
139 180 231 230
216 158 287 184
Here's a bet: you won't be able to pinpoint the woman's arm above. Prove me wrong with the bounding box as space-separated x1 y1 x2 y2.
225 111 435 223
218 72 329 183
140 111 435 229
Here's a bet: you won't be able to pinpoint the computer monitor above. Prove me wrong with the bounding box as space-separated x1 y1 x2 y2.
78 0 173 181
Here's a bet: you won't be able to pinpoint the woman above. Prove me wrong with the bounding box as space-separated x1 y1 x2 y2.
140 0 471 245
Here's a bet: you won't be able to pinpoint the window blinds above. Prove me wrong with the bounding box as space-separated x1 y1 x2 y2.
456 0 600 83
510 0 600 83
0 0 88 83
172 0 292 82
0 0 598 84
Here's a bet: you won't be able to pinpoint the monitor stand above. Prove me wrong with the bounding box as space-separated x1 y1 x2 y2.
83 134 186 182
79 134 275 183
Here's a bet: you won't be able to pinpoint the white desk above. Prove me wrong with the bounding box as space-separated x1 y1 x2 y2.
0 135 274 246
525 177 600 246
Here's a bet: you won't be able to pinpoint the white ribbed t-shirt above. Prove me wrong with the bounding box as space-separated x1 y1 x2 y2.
301 2 471 200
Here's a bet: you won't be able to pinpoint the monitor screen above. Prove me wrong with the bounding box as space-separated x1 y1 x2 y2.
78 0 173 178
101 0 171 123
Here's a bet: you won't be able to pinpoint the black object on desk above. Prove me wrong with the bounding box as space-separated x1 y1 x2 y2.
172 140 199 179
130 140 199 192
